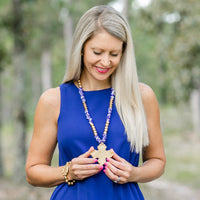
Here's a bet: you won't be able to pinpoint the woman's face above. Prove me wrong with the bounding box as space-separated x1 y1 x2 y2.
82 30 123 85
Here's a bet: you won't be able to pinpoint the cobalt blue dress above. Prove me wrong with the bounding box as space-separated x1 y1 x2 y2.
50 82 144 200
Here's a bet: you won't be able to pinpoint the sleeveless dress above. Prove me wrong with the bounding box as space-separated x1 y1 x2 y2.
50 82 144 200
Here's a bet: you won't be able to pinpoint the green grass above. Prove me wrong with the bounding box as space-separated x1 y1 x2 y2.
139 103 200 189
162 132 200 189
160 103 200 189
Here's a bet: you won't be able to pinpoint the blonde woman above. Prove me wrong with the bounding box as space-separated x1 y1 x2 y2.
26 5 165 200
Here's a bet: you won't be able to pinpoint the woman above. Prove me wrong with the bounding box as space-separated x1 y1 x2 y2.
26 5 166 200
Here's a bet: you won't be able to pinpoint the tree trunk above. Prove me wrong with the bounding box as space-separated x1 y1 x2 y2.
12 0 27 183
60 0 73 65
0 74 4 177
31 64 41 103
121 0 129 19
41 49 52 91
190 89 200 134
63 13 73 64
13 53 27 183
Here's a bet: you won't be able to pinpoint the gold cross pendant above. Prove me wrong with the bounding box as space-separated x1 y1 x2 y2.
91 143 113 165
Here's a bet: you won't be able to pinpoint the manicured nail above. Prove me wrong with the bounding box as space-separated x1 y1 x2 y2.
100 166 103 170
106 158 110 162
104 162 107 166
103 166 107 173
90 146 94 150
103 169 106 173
94 159 98 163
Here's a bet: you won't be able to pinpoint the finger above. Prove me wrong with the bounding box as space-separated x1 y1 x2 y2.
72 157 97 165
111 149 126 163
70 164 103 180
106 160 134 183
77 168 102 177
79 146 95 158
74 169 101 180
105 162 123 176
71 162 102 171
107 157 125 170
103 165 123 184
70 158 102 173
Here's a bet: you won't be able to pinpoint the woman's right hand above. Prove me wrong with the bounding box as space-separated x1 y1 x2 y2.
67 147 103 181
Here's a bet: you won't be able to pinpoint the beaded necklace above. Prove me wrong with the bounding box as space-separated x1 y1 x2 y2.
77 80 114 165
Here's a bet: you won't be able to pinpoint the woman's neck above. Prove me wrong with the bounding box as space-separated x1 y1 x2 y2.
79 75 111 91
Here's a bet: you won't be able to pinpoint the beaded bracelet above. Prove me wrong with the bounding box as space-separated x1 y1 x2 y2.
62 161 75 185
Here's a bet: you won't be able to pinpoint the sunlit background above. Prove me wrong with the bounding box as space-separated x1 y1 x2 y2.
0 0 200 199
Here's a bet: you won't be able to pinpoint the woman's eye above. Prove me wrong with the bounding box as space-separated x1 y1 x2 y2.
111 54 118 57
94 51 101 55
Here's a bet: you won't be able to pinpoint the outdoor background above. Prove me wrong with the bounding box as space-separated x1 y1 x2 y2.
0 0 200 199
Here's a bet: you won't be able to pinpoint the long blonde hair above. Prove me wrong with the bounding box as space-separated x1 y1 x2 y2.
63 5 149 153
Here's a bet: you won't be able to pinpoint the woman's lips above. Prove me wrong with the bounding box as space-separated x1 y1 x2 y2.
95 66 110 74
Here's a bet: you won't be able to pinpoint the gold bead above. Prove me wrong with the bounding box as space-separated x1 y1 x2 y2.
83 103 87 111
77 79 114 143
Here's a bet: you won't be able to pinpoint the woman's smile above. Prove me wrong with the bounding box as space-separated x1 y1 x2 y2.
95 66 110 74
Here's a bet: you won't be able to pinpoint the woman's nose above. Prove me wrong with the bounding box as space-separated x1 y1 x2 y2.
100 55 111 66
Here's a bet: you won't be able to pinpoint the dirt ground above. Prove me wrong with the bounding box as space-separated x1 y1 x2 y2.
0 178 200 200
141 179 200 200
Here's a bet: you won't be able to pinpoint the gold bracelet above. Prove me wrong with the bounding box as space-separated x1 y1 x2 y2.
62 161 75 185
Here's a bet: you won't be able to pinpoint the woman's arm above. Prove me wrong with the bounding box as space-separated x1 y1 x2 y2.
137 83 166 183
104 83 166 183
25 87 102 187
25 87 64 187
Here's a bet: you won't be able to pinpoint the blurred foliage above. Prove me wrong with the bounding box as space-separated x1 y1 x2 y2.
133 0 200 103
0 0 198 121
0 0 199 103
0 1 12 72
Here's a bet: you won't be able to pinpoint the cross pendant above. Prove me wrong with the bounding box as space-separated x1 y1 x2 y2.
91 143 113 165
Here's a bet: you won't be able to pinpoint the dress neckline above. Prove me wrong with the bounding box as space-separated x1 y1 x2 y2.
72 82 111 93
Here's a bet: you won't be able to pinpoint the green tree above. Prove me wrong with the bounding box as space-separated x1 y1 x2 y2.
11 0 28 182
131 0 200 133
135 0 200 102
0 0 13 178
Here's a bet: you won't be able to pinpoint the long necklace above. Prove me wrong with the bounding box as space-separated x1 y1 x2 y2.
77 80 114 165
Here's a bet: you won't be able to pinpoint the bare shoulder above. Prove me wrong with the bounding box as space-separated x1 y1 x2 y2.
139 83 156 100
139 83 159 110
39 87 60 109
34 87 60 124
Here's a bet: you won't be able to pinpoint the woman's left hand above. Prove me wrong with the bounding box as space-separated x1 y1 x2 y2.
103 149 136 184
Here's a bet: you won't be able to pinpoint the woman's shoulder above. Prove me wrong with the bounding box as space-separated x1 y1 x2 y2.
139 83 158 108
39 87 60 110
139 82 154 96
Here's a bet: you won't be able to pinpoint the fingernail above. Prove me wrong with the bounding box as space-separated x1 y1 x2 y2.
94 159 98 163
106 158 110 162
103 169 106 173
100 166 103 170
104 162 107 166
